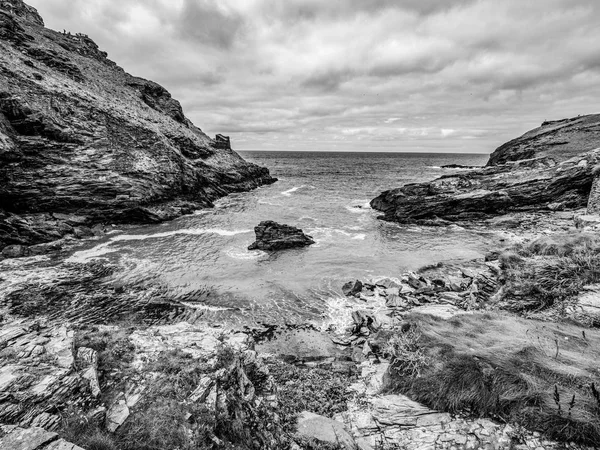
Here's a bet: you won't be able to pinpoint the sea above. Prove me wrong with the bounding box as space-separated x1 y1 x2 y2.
68 151 494 327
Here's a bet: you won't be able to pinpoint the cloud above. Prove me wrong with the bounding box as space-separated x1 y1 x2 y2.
25 0 600 152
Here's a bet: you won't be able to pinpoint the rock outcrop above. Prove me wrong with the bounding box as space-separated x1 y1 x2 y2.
487 114 600 166
248 220 315 251
0 0 276 256
372 145 600 224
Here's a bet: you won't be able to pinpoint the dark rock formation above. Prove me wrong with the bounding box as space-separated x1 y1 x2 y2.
248 220 315 251
0 0 276 255
342 280 363 297
372 151 598 223
487 114 600 166
372 115 600 224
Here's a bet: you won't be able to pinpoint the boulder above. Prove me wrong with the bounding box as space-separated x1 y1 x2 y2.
248 221 314 251
342 280 363 297
295 411 357 450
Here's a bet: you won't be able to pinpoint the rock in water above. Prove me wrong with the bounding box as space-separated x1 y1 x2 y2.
248 220 315 251
0 0 277 256
342 280 363 297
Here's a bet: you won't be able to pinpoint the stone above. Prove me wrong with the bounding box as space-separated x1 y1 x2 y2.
189 376 215 403
295 411 357 450
105 399 130 432
76 347 101 397
343 280 363 297
0 426 57 450
375 278 401 290
574 214 600 230
385 294 406 308
248 221 315 251
1 244 27 258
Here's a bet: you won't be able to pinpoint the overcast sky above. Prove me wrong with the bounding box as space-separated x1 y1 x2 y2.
27 0 600 153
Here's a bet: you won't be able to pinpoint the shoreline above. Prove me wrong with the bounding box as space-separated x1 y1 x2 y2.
2 205 599 449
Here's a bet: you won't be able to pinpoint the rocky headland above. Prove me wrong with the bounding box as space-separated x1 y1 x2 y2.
0 0 276 259
371 114 600 225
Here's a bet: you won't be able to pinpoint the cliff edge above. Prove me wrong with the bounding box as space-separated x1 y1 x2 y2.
0 0 276 255
371 114 600 223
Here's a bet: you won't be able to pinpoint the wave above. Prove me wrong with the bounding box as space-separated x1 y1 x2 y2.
307 227 366 241
281 185 305 197
258 199 283 206
67 228 252 263
223 248 267 260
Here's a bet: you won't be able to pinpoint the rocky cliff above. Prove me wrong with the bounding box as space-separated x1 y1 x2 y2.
371 114 600 224
487 114 600 166
0 0 276 255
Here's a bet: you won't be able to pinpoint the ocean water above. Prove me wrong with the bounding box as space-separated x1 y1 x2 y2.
68 151 493 326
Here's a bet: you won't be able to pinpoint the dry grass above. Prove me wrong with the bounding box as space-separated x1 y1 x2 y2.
499 232 600 312
382 312 600 446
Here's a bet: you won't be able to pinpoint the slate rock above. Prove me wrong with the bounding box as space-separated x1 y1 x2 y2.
248 221 315 251
295 411 357 450
342 280 363 297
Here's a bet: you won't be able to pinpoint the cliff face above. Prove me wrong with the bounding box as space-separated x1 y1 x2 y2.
371 114 600 224
0 0 276 254
487 114 600 166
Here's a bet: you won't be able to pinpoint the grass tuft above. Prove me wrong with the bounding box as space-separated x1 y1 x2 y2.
381 312 600 446
499 232 600 312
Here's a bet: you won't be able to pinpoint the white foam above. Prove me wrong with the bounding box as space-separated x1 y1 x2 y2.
224 248 267 260
258 199 283 206
307 227 365 242
67 228 252 263
281 185 305 197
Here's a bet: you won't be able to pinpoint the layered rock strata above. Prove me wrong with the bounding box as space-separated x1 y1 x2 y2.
372 146 600 223
0 0 276 255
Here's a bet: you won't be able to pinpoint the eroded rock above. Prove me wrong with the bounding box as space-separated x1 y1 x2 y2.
248 221 315 251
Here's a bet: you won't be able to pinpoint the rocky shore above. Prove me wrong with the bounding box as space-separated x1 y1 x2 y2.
2 2 600 450
371 114 600 225
0 0 276 259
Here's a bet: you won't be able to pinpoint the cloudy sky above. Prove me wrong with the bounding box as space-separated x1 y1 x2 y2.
28 0 600 153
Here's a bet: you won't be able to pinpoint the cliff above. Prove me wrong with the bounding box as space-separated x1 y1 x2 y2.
371 114 600 223
0 0 276 255
487 114 600 166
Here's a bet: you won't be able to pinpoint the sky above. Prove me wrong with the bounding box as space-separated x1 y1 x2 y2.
27 0 600 153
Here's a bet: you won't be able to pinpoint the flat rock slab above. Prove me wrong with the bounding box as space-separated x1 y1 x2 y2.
256 329 343 363
296 411 356 450
0 426 57 450
410 304 465 320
